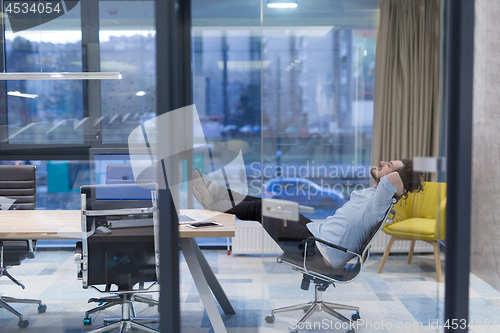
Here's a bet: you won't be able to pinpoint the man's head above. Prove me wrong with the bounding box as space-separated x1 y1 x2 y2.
371 159 424 198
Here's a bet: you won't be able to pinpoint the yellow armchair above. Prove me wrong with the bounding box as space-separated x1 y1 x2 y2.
377 182 446 282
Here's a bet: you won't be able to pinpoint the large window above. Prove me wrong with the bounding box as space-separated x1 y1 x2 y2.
192 1 378 219
99 0 156 144
0 0 157 154
3 3 83 145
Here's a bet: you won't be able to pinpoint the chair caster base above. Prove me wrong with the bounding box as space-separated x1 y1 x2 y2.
265 314 275 323
18 320 29 328
351 311 360 321
38 304 47 313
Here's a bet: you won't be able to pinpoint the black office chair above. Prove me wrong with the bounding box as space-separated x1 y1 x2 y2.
264 199 396 333
75 184 159 333
0 165 47 328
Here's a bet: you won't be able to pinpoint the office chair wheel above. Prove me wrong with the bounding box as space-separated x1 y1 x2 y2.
290 329 298 333
83 316 92 325
351 311 360 321
18 320 29 328
265 314 275 323
38 304 47 313
346 330 355 333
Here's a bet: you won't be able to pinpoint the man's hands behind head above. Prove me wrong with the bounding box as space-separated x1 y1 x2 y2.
387 171 405 197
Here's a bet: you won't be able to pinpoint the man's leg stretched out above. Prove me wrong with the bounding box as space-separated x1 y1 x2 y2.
192 169 314 255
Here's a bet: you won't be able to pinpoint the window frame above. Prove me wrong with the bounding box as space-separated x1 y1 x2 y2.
0 0 155 161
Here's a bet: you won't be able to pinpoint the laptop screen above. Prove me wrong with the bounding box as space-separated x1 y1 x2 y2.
90 148 156 201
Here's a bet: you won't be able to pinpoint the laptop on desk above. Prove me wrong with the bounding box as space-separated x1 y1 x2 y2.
108 212 214 229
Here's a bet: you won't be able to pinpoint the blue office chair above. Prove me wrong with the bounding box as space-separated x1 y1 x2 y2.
263 198 396 333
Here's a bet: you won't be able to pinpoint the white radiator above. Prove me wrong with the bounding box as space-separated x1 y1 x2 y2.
232 221 282 254
232 220 434 254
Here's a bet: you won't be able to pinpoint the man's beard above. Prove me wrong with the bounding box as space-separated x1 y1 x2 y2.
370 167 380 183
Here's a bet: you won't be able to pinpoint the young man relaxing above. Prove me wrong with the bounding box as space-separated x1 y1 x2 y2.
192 160 424 268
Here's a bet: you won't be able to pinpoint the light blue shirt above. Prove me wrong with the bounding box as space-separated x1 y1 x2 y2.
306 175 397 268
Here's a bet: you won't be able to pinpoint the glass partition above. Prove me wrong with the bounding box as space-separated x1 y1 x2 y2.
99 0 156 144
259 1 443 332
0 0 475 332
0 1 160 332
3 3 83 145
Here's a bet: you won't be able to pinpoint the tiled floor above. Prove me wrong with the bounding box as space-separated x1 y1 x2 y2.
1 249 500 332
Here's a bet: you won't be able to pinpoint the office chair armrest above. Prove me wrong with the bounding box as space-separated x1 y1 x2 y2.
74 242 83 280
305 237 348 253
302 237 362 273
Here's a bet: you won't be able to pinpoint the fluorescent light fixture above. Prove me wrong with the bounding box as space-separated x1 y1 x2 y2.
217 60 271 71
0 72 122 80
267 0 298 8
136 91 146 96
7 91 38 98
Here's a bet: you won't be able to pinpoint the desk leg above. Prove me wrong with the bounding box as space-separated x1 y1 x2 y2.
188 238 235 315
180 238 228 333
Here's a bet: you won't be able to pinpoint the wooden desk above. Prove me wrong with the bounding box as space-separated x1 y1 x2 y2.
178 209 235 238
0 210 81 239
0 209 234 239
0 209 235 333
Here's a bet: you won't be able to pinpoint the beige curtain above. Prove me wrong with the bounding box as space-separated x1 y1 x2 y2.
372 0 441 173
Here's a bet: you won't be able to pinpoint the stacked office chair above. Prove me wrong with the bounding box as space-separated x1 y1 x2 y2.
75 184 159 333
0 165 47 328
264 199 396 333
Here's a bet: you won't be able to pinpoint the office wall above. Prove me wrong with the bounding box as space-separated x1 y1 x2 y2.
471 0 500 291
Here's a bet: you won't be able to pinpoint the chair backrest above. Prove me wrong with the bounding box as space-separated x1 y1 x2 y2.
81 184 154 211
80 184 157 291
0 165 37 271
392 181 447 239
0 165 36 210
279 203 396 284
358 204 396 263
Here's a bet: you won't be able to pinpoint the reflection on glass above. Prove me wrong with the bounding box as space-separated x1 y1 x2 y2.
0 160 89 209
262 27 376 219
4 3 83 144
99 1 156 144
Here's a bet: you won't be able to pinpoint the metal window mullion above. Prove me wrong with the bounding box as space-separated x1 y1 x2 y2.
81 0 102 147
444 0 473 331
0 5 8 148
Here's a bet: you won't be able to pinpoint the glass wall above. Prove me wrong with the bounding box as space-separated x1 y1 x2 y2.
3 3 83 144
0 0 158 209
0 0 479 332
0 1 160 332
186 0 448 331
99 0 156 144
260 3 381 332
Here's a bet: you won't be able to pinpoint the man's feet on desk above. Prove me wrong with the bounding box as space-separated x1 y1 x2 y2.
192 169 246 213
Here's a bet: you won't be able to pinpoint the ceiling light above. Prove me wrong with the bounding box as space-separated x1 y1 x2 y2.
136 91 146 96
7 91 38 98
0 72 122 80
267 0 298 9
